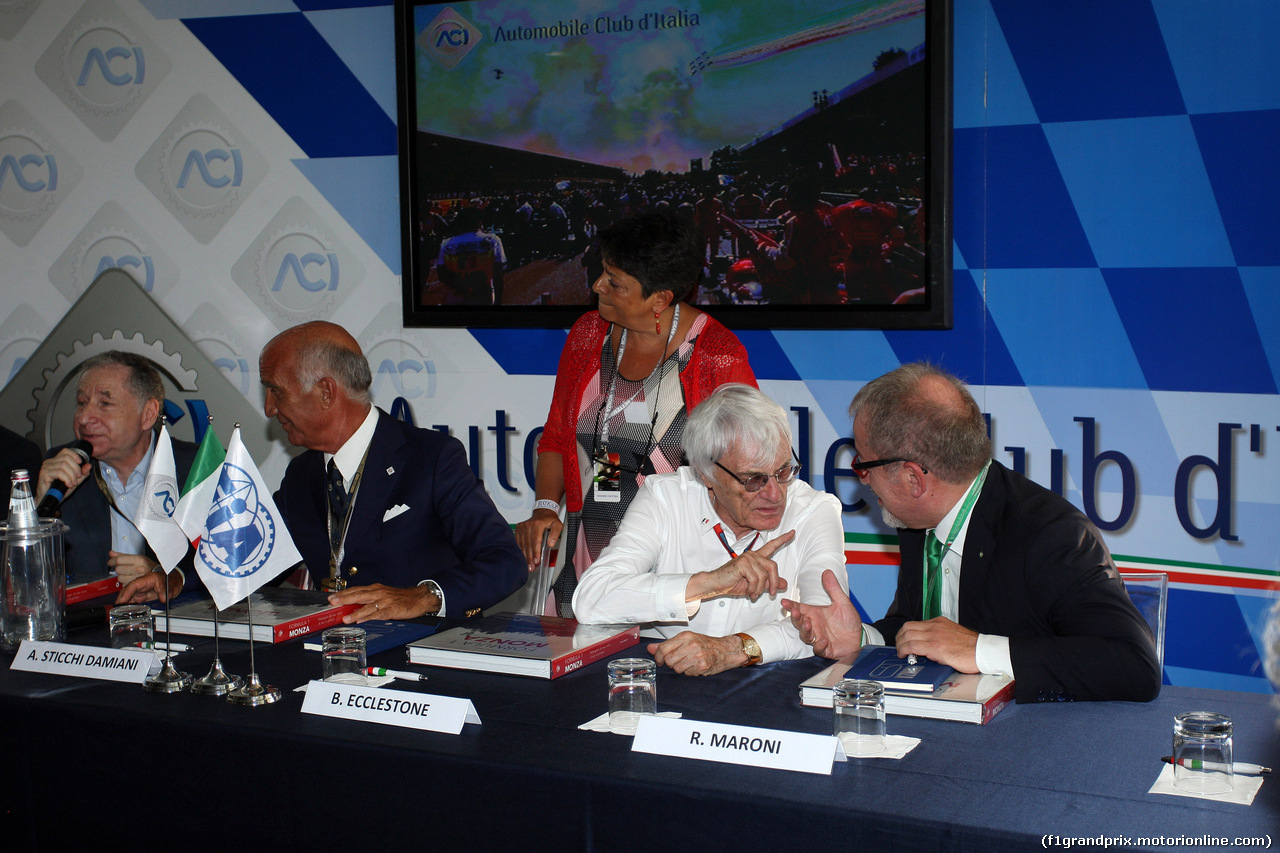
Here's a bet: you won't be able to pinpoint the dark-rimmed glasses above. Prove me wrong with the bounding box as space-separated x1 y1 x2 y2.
715 452 802 493
850 453 929 475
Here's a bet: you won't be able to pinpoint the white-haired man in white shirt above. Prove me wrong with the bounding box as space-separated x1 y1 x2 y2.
573 383 848 675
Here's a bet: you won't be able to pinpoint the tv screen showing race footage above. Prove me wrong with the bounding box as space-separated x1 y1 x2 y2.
397 0 951 329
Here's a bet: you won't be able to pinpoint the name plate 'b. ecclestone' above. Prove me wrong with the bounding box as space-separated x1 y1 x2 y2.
301 680 481 734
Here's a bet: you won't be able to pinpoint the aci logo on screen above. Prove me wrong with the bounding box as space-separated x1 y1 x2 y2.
35 0 170 142
422 6 482 69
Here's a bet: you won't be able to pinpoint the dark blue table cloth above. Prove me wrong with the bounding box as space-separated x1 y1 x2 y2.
3 619 1275 852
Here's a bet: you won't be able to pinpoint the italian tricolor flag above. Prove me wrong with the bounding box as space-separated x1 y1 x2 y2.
174 426 225 546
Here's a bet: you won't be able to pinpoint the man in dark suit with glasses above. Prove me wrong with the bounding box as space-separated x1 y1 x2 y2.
782 362 1160 703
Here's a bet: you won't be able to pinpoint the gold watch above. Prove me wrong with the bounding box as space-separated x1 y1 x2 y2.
735 632 762 667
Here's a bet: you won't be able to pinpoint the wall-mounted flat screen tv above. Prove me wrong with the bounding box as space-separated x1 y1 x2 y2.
397 0 951 329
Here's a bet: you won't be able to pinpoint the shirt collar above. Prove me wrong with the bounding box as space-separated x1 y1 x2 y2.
325 406 379 483
929 460 991 555
101 431 157 494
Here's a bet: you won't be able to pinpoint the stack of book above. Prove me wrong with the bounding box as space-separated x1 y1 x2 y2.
798 645 1015 724
153 589 359 643
407 612 640 679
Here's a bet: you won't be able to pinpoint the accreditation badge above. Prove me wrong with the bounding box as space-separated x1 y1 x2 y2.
593 452 623 503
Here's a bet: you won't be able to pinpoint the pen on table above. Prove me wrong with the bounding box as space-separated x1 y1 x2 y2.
1161 756 1271 775
907 654 917 666
135 641 191 652
366 667 428 682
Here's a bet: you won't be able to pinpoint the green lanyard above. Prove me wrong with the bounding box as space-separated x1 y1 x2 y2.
922 461 990 619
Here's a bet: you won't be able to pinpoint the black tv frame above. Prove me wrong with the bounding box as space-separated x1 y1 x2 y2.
396 0 952 330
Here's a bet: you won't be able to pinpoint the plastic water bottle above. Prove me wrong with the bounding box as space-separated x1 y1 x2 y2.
2 469 66 650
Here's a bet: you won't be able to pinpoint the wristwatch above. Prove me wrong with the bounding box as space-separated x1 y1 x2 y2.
418 579 444 615
735 632 762 667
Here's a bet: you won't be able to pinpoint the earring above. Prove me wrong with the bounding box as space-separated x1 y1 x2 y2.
655 311 661 334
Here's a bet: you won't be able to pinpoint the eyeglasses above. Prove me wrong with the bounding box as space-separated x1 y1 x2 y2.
850 452 929 475
714 452 802 493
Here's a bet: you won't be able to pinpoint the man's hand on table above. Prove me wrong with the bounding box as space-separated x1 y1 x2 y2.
329 583 441 623
648 631 748 676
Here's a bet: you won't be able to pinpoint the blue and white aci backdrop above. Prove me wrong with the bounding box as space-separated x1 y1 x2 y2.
1 0 1276 692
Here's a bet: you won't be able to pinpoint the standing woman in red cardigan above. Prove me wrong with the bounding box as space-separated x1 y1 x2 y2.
515 211 757 616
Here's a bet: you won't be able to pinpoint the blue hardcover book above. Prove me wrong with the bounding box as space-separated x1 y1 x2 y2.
842 645 954 692
303 620 439 655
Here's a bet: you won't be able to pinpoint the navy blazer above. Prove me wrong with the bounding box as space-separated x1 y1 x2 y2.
50 437 199 584
876 460 1160 703
274 411 525 618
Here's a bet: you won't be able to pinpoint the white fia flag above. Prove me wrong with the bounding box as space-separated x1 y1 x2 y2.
193 427 303 610
133 425 189 572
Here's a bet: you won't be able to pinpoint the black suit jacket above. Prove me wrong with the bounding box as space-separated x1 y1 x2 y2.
274 411 525 618
876 461 1160 703
51 436 199 585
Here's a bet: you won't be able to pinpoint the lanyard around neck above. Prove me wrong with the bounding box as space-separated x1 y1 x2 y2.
599 302 680 449
327 446 371 579
922 460 990 601
712 522 759 559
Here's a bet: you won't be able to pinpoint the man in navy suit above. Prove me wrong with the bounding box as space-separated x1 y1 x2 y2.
35 351 197 604
260 321 525 622
783 362 1159 703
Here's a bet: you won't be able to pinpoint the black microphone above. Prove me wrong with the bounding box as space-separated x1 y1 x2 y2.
36 439 93 517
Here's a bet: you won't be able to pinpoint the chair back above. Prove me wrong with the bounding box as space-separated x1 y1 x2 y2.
1120 572 1168 672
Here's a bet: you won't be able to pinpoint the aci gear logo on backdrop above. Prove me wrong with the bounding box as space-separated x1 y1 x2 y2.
48 201 180 301
0 100 83 246
34 0 170 142
136 93 265 244
231 196 364 323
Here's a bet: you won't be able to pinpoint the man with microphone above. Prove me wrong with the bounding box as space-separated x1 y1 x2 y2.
36 351 198 604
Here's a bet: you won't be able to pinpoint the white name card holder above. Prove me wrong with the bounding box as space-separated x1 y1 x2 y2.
631 715 847 775
301 679 482 734
11 640 159 684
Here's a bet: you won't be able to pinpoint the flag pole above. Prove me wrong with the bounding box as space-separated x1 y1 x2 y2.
224 423 280 706
226 592 279 706
192 416 244 696
143 419 192 693
191 604 243 695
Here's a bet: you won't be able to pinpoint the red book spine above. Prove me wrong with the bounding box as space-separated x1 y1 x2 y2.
549 627 641 678
66 576 122 605
268 604 361 643
979 680 1017 724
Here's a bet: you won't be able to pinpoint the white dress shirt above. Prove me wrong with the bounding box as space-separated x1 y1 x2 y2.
100 432 155 557
572 467 848 663
326 406 449 616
